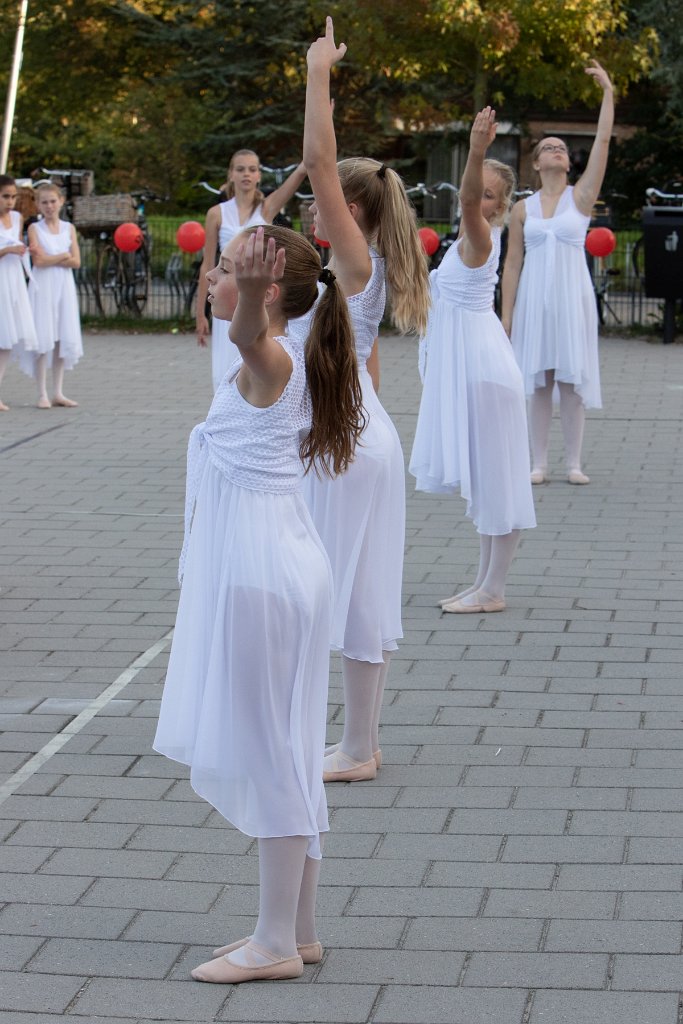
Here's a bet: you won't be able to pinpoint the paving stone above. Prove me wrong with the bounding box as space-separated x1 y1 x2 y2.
71 978 228 1021
544 920 681 953
611 954 683 991
463 951 608 988
26 937 183 979
0 971 86 1013
0 903 136 939
374 986 528 1023
529 990 678 1024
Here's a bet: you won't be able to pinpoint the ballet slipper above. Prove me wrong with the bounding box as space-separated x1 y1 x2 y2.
212 936 322 964
52 396 78 408
567 469 590 485
441 590 506 614
191 941 303 984
437 587 476 608
323 748 377 783
37 397 51 410
530 468 546 484
324 742 382 769
0 400 9 412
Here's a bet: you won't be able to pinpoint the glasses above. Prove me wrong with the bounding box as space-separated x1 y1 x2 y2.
539 144 568 155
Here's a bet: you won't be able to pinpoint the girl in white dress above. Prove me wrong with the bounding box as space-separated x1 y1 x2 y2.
195 150 308 390
302 19 430 783
0 175 37 410
155 225 364 984
25 184 83 409
410 108 536 613
501 60 614 485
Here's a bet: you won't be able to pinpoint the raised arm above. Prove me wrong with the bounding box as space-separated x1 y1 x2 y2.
195 204 221 347
458 107 496 268
304 17 371 296
573 60 614 216
500 201 525 335
261 162 308 222
228 227 292 394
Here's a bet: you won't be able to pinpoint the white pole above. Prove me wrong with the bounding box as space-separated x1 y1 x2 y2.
0 0 29 175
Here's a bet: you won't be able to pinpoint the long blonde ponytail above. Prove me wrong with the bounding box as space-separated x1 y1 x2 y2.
337 158 430 336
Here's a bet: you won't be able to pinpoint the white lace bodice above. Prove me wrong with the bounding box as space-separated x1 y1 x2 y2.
287 249 386 369
431 228 501 313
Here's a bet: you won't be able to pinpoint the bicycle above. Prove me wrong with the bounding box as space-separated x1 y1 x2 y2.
92 190 163 316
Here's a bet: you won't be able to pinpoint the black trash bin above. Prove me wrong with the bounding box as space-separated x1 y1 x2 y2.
642 206 683 342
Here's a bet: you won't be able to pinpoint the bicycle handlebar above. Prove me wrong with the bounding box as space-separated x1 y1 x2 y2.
646 186 683 202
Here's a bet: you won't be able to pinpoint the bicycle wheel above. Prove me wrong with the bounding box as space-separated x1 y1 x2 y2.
94 242 120 315
128 244 149 315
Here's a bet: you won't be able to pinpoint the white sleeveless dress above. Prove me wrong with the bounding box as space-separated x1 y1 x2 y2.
511 186 601 409
410 229 536 536
25 219 83 373
154 337 331 858
211 198 267 391
291 253 405 664
0 210 37 351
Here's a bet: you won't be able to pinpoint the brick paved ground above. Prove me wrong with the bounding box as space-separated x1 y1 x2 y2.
0 328 682 1024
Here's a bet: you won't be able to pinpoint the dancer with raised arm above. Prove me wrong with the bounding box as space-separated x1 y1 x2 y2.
410 108 535 613
155 225 364 983
501 61 614 485
195 151 308 390
298 18 430 781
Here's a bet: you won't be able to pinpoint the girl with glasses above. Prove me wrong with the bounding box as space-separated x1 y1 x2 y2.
501 60 614 485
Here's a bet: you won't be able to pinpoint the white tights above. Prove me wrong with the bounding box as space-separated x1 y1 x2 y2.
529 370 586 473
226 834 322 966
456 530 520 604
334 652 392 764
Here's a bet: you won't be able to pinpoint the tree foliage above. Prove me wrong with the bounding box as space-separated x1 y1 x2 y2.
0 0 673 209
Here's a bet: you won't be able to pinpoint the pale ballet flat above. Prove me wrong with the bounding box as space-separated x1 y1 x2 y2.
323 749 377 783
325 742 382 770
36 397 51 410
51 397 78 408
567 469 590 485
530 468 546 484
213 936 322 964
0 401 9 412
191 941 303 984
441 591 506 614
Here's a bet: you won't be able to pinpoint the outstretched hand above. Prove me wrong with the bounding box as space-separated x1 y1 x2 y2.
234 227 286 301
307 16 347 71
585 59 612 93
470 106 498 154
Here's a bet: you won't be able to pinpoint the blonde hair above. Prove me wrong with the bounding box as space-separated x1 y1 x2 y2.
225 149 265 215
244 225 365 477
337 158 430 336
35 183 63 200
484 158 517 225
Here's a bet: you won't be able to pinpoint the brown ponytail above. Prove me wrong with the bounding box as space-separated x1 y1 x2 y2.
224 149 266 216
243 225 365 477
337 158 430 336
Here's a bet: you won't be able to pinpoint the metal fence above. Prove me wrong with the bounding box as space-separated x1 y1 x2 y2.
73 216 668 331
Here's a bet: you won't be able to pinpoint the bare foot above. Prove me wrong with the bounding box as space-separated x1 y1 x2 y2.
37 396 51 410
52 396 78 408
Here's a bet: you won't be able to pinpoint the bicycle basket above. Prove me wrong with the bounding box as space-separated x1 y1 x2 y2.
72 194 138 232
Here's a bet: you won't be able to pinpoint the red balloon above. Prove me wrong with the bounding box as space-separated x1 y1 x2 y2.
418 226 440 257
585 227 616 258
176 220 206 253
314 235 331 249
114 222 143 252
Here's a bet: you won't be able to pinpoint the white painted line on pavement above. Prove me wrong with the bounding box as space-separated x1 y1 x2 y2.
0 629 174 806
